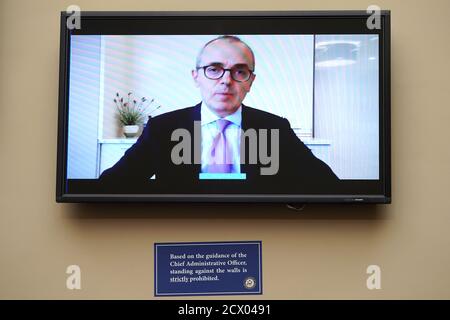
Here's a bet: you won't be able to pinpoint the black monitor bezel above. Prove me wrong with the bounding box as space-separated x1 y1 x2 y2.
56 11 391 204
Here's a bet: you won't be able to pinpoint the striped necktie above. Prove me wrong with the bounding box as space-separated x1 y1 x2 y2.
205 119 233 173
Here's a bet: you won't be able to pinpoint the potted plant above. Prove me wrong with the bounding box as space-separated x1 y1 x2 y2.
114 92 154 138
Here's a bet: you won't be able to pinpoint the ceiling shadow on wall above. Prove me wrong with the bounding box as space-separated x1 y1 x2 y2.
64 202 389 221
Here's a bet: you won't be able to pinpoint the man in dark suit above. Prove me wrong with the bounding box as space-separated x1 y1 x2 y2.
99 35 339 193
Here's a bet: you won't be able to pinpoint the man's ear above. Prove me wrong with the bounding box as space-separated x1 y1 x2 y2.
192 69 199 87
246 73 256 92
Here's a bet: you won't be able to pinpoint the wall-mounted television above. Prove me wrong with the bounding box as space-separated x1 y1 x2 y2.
56 11 391 203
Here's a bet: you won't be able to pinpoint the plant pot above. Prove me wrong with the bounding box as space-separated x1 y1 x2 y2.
123 125 139 138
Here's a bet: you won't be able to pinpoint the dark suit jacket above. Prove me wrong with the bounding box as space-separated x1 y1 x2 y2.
99 103 340 193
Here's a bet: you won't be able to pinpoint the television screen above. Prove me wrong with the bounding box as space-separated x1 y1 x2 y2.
56 11 391 203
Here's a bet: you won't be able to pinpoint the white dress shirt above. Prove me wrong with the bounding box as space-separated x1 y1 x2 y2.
200 103 242 173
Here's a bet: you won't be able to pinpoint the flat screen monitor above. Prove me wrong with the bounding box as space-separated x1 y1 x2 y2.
56 11 391 203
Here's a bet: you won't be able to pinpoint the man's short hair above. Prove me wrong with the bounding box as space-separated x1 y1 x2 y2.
195 35 256 70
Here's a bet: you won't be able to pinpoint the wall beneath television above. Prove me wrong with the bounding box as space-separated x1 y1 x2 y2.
1 0 450 299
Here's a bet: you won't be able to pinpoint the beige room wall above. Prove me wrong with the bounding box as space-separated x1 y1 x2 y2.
1 0 449 299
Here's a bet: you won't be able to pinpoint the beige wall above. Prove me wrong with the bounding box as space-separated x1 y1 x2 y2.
1 0 449 299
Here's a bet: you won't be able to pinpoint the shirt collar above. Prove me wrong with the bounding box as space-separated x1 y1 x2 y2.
200 102 242 127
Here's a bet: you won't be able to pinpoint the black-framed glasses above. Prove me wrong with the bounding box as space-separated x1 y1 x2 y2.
197 64 254 82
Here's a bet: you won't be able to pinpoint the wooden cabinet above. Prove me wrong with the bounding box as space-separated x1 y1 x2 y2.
98 139 137 177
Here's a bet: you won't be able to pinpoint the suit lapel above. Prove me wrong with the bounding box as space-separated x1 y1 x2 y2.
190 103 202 176
240 105 260 178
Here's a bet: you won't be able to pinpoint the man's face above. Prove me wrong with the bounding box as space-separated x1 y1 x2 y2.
192 40 255 117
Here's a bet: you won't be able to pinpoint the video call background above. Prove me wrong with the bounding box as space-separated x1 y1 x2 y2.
67 34 379 180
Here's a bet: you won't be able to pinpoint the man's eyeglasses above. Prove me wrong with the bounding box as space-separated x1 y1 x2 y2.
197 65 254 82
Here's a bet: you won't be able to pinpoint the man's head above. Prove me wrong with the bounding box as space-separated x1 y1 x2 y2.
192 36 256 117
